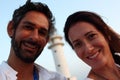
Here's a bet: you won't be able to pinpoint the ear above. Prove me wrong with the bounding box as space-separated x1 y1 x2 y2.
7 21 14 38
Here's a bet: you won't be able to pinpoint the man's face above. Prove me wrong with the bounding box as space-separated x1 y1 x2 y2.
11 11 49 63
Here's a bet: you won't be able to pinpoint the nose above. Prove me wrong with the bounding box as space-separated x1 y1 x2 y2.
30 30 39 41
84 41 94 53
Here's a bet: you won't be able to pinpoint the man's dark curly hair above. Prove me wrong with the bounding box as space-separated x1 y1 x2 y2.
12 0 55 37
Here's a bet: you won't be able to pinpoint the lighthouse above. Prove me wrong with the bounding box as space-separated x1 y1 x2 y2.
48 26 76 80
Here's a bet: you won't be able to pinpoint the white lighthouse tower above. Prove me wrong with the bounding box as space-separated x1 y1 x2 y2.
48 26 76 80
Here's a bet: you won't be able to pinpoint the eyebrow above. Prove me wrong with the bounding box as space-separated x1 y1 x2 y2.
84 31 94 36
23 21 35 26
72 31 94 44
23 21 48 31
72 39 80 44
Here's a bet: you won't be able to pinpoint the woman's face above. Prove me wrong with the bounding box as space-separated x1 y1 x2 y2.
68 21 113 69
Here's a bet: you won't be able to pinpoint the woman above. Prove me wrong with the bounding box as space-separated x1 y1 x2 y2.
64 11 120 80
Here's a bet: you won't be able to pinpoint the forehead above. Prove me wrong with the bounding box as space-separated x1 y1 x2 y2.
69 22 98 34
20 11 49 29
68 22 99 40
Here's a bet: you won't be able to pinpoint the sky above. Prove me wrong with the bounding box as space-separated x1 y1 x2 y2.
0 0 120 80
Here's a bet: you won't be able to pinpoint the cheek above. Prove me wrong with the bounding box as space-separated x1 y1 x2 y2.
75 49 84 59
14 30 27 39
99 39 110 53
94 38 107 48
14 33 21 42
15 34 26 43
42 40 47 46
40 38 47 46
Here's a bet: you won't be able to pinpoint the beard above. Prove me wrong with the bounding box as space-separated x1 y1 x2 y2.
11 37 43 63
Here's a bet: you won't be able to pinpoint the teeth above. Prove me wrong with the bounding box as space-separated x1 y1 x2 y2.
24 43 36 49
89 52 99 59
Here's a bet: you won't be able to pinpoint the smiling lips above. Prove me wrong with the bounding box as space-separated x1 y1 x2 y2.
87 50 100 59
23 42 38 52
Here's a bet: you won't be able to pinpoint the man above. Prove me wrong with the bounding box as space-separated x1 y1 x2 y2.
0 0 66 80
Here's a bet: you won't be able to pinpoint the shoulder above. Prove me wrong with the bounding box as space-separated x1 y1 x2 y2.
0 61 17 80
0 61 17 73
34 64 66 80
0 61 11 79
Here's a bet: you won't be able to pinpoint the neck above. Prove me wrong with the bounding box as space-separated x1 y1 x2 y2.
7 47 37 80
7 48 34 74
88 64 120 80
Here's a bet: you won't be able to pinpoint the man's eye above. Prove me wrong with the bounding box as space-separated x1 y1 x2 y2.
39 29 48 37
24 25 33 30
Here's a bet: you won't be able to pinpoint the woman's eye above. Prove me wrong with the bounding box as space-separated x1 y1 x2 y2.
88 33 97 40
73 42 82 49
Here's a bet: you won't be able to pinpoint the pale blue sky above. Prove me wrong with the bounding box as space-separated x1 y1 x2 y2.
0 0 120 80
